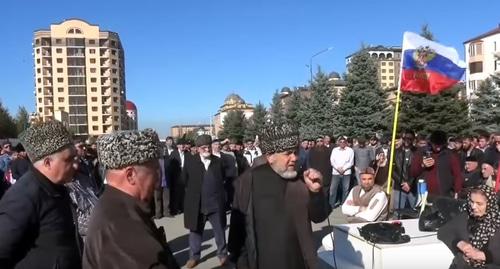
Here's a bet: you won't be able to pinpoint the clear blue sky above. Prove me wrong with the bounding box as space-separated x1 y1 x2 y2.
1 0 498 137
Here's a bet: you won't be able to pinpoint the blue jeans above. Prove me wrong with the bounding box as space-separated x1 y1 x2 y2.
329 174 351 207
392 190 416 210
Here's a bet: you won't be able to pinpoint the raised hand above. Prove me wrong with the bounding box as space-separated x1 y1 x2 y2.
304 168 323 193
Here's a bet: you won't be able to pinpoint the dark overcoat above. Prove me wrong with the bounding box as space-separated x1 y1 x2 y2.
0 168 81 269
183 154 226 231
83 185 179 269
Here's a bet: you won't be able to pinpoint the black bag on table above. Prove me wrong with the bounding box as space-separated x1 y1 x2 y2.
358 222 410 244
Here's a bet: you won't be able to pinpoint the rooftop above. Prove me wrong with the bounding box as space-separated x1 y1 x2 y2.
464 24 500 44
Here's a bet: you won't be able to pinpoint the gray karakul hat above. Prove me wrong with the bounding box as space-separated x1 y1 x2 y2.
259 124 299 154
19 120 73 162
97 128 161 169
195 134 212 147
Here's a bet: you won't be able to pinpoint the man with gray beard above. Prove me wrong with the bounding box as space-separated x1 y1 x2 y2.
228 124 328 269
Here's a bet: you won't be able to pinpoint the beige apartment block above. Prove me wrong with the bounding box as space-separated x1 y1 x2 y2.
33 19 128 137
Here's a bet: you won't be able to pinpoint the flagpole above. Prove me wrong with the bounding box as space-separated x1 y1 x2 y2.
386 50 405 195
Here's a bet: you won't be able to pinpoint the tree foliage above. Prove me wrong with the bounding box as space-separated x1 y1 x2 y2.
470 78 500 133
245 102 267 140
0 100 18 139
333 51 390 137
219 110 247 141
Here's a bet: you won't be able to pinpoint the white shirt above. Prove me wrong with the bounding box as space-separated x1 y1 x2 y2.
330 146 354 175
179 151 185 168
341 187 388 222
200 155 211 170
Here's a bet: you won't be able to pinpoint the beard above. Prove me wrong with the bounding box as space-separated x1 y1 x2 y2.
270 163 297 179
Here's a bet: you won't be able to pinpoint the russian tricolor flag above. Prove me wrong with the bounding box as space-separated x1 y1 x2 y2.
400 32 466 95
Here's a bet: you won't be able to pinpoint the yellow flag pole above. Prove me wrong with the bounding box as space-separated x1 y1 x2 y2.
386 49 405 195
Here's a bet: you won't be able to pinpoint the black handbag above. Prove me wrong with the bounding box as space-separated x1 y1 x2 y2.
418 197 464 232
358 222 410 244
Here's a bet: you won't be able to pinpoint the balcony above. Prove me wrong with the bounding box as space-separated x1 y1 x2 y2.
102 97 112 106
44 100 53 106
100 48 110 58
43 89 53 96
42 60 52 67
101 87 111 96
101 79 111 86
101 70 111 77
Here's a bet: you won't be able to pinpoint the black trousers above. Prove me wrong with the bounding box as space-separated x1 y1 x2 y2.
154 187 170 218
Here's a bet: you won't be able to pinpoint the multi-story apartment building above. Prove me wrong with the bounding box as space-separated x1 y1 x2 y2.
464 25 500 98
346 45 402 90
33 19 127 137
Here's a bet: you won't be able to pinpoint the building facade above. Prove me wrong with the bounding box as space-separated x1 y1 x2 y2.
33 19 127 137
346 46 402 91
464 25 500 98
170 124 214 138
213 94 254 136
126 100 138 130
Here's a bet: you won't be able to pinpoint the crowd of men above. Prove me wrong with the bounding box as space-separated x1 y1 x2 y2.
0 121 498 269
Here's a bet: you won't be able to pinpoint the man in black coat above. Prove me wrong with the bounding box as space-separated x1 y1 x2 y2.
0 121 82 269
168 138 188 215
228 124 328 269
183 135 227 268
83 129 179 269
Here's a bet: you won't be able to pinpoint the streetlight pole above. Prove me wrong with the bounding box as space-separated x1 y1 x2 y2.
309 47 333 82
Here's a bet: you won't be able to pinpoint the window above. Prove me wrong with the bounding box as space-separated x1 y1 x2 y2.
58 87 64 92
389 62 393 66
113 106 118 112
382 83 387 87
89 39 96 45
469 62 483 74
111 50 116 55
37 78 41 83
69 106 87 115
58 97 64 102
57 58 63 63
111 59 117 65
114 116 119 121
91 97 97 102
389 69 394 73
382 76 387 80
38 88 42 93
113 97 118 102
389 76 394 80
112 68 117 74
111 41 116 47
91 87 97 92
57 68 63 73
59 107 65 111
113 87 118 93
39 107 42 112
36 48 40 54
93 126 99 131
55 39 62 44
381 62 386 66
38 98 42 103
90 49 95 54
68 96 87 105
381 69 386 73
37 68 41 74
68 87 86 95
37 59 41 64
90 58 96 64
90 68 96 73
92 107 98 112
91 78 97 83
56 48 62 53
112 78 117 83
68 77 85 85
57 78 64 83
114 125 119 131
92 116 98 121
469 42 483 57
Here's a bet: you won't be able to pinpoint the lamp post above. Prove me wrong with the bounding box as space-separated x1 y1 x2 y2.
309 47 333 82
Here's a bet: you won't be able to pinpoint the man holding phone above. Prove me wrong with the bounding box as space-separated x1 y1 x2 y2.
411 130 463 200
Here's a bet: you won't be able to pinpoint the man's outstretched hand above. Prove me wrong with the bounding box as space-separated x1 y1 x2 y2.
304 168 323 193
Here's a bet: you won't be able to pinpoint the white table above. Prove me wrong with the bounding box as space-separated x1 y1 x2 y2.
319 219 454 269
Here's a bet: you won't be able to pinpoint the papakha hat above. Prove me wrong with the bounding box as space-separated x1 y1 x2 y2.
259 124 299 154
97 128 160 169
19 121 73 162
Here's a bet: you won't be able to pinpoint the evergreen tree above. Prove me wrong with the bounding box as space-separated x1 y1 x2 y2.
284 89 303 127
270 90 286 126
398 25 471 136
15 106 30 135
333 51 390 137
470 78 500 133
299 70 337 138
245 102 267 140
219 110 247 141
0 100 18 139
